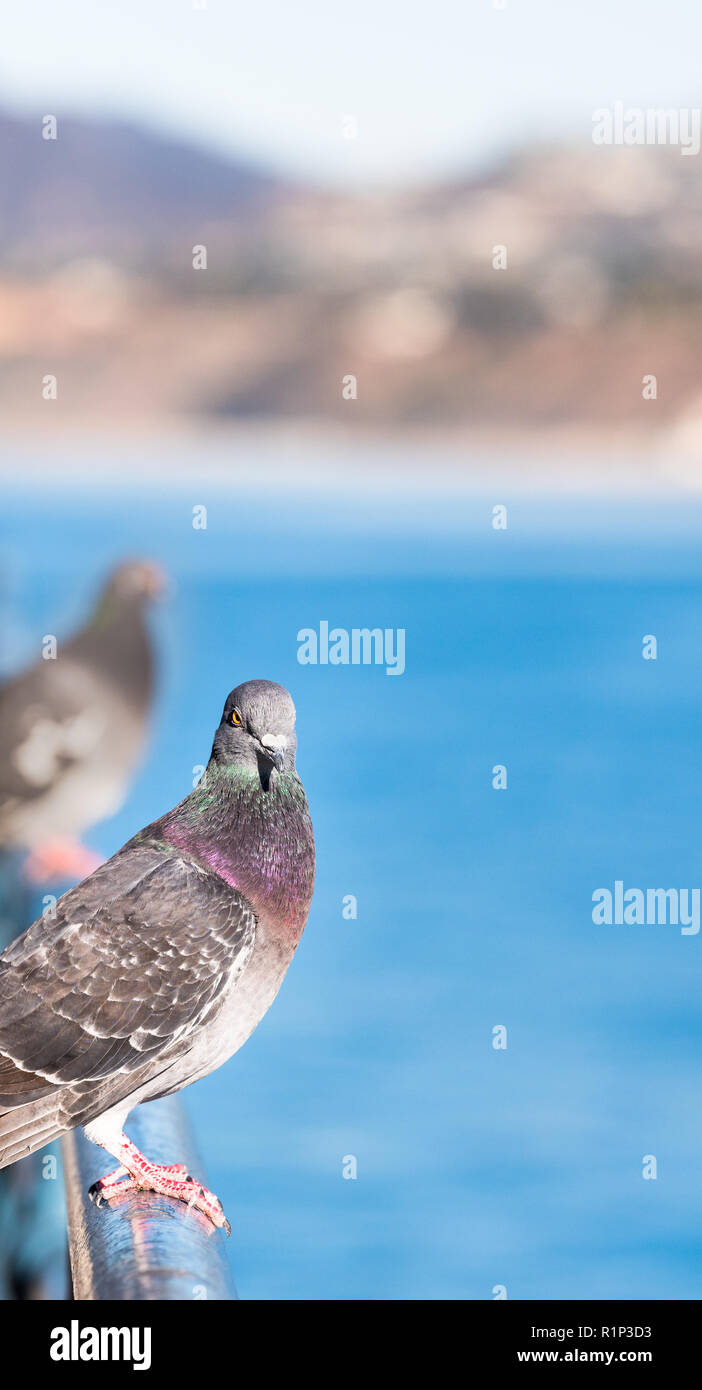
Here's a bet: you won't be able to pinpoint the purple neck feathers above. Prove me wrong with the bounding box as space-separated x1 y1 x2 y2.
158 765 315 943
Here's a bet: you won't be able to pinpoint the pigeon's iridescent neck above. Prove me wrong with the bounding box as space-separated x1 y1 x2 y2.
159 765 315 942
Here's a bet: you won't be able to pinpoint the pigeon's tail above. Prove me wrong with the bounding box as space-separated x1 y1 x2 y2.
0 853 64 1168
0 851 62 1172
0 1094 64 1171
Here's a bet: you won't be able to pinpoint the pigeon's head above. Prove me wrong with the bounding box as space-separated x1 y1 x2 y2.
211 680 298 779
102 560 167 606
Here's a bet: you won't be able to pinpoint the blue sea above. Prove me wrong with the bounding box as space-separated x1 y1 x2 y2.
3 470 702 1300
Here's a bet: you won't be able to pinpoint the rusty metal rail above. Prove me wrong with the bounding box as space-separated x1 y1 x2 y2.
63 1096 237 1300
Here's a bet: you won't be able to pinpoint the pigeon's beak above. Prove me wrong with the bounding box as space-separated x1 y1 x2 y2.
259 734 287 772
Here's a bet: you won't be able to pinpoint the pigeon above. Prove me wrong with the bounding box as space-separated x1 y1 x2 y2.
0 559 164 883
0 680 315 1232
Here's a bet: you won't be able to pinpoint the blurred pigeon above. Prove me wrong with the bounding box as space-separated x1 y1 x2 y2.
0 680 315 1232
0 560 164 883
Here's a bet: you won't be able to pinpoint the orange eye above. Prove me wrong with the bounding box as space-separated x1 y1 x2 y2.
230 709 242 726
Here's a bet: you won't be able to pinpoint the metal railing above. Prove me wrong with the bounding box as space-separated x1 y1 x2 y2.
63 1095 236 1300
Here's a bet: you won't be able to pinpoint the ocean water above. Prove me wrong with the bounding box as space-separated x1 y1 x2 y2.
3 474 702 1300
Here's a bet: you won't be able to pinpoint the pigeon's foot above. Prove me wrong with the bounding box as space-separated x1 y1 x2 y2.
89 1162 190 1206
89 1165 136 1205
24 838 104 885
89 1144 231 1235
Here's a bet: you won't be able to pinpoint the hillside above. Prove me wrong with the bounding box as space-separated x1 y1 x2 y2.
1 109 701 451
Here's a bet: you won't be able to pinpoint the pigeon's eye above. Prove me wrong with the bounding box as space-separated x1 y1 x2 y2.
230 709 242 727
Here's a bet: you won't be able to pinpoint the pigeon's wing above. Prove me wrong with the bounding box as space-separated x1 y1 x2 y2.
0 600 153 849
0 655 111 811
0 842 256 1095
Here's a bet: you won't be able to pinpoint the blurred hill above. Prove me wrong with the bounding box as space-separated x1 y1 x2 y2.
0 110 278 262
2 108 702 446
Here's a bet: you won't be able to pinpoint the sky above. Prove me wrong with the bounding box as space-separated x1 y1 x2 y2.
1 1 701 186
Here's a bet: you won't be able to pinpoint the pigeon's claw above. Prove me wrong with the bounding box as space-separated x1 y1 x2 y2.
174 1177 230 1234
131 1169 230 1233
89 1160 193 1207
89 1167 137 1207
89 1143 231 1235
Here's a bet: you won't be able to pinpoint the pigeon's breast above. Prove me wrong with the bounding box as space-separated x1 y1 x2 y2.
130 914 295 1103
162 770 315 946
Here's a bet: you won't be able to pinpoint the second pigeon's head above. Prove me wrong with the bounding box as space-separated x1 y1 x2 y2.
210 680 298 781
100 560 167 608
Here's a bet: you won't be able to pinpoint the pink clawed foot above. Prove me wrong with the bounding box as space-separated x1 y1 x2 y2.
24 839 104 885
89 1164 137 1204
89 1161 189 1204
89 1151 231 1236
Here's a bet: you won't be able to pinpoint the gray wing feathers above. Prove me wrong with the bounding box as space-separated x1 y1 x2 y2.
0 843 256 1106
0 658 108 808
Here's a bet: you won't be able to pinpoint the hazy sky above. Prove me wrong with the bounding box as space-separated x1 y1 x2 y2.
2 1 701 186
